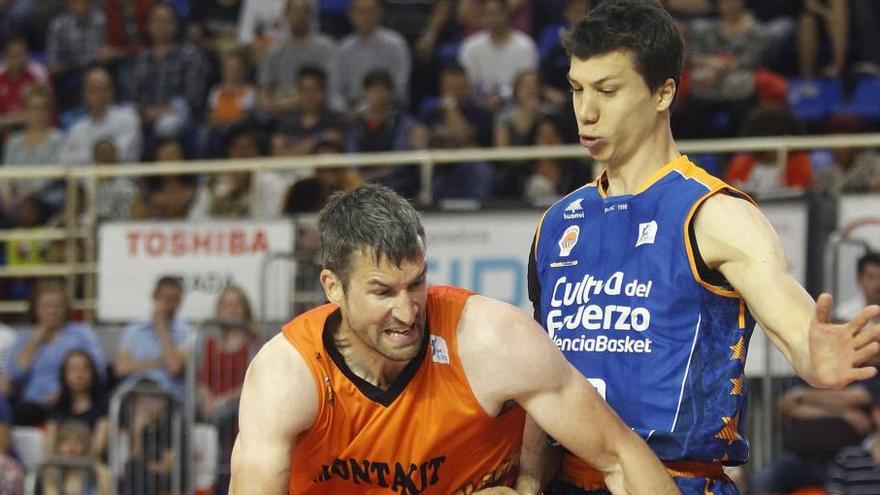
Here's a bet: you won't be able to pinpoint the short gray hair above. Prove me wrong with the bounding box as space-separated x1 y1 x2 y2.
318 184 425 289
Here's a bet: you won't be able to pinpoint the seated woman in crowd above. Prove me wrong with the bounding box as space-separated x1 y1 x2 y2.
44 350 109 460
5 283 106 426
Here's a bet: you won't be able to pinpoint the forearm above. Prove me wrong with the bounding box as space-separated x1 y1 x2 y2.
516 415 560 494
115 356 163 377
603 429 677 495
15 337 43 374
156 329 185 376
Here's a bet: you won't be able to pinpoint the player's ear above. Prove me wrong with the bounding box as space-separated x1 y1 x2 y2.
656 77 676 113
320 269 345 306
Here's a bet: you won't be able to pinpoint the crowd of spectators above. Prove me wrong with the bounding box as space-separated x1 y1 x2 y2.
0 0 876 232
0 275 256 492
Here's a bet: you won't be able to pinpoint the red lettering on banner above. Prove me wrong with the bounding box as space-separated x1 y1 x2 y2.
125 227 276 257
193 232 212 255
171 231 186 256
146 231 166 256
127 231 141 256
230 230 245 255
252 230 268 253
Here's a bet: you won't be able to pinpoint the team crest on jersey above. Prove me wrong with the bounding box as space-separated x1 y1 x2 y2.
430 335 450 364
636 221 658 247
563 198 585 220
558 226 580 257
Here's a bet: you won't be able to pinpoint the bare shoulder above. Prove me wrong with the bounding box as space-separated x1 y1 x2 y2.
694 192 779 267
240 333 318 436
457 295 567 412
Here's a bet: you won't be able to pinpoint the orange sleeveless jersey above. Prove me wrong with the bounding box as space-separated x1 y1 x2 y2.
282 285 526 494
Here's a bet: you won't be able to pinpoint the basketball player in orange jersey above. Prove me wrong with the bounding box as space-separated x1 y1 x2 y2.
229 184 679 494
519 1 880 494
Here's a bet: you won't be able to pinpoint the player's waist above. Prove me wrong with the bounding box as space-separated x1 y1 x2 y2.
561 453 725 490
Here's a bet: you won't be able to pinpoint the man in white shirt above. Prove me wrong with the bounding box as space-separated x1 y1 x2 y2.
458 0 538 104
836 252 880 323
59 67 142 165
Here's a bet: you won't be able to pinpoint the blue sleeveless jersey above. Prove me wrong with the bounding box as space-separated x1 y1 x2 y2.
531 156 756 464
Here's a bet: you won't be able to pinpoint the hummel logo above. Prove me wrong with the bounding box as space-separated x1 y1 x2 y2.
636 221 658 247
563 198 585 220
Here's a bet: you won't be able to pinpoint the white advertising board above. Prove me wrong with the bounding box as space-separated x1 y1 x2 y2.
98 220 295 322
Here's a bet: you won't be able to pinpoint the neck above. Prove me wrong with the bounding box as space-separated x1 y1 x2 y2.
335 322 409 390
72 390 91 404
603 122 680 196
358 28 376 39
291 29 309 40
489 27 510 43
90 106 109 119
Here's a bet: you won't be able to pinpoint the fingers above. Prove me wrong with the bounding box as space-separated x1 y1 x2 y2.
814 293 834 325
849 305 880 333
853 341 880 365
854 324 880 349
847 365 878 384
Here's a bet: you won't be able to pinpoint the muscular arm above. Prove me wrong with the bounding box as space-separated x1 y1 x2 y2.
695 194 880 389
229 334 318 494
458 297 677 495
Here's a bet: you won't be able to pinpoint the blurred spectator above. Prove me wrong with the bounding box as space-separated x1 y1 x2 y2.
798 0 848 78
282 139 362 214
723 108 814 195
126 3 208 138
826 390 880 495
538 0 590 96
334 0 411 108
678 0 778 138
457 0 533 36
0 321 17 396
113 276 190 401
419 63 494 201
123 393 176 495
0 394 22 493
0 36 48 130
663 0 713 18
524 114 591 204
197 286 256 462
186 0 243 53
752 382 872 494
258 0 336 120
815 116 880 195
46 0 114 109
237 0 287 50
41 421 111 495
410 0 459 108
2 86 64 211
131 139 197 219
271 66 345 157
6 283 105 426
44 349 109 459
346 70 419 198
92 140 138 222
850 1 880 74
102 0 156 56
60 67 142 165
494 70 556 147
0 394 24 495
3 194 51 265
746 0 801 73
836 252 880 323
458 0 538 108
207 48 256 131
190 127 262 218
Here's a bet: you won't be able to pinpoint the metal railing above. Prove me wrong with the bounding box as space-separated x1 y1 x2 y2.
2 133 880 317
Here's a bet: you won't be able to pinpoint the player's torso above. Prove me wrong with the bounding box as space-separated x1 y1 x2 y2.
535 158 754 462
285 286 526 494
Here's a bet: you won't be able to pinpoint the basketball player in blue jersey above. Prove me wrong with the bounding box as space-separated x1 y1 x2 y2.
517 1 880 494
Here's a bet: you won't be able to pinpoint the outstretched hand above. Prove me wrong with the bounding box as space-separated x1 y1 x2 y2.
809 293 880 389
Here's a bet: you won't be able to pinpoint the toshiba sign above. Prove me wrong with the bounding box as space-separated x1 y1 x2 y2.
98 221 295 322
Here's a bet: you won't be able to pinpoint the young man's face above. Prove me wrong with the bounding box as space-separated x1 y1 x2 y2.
568 50 668 165
858 262 880 306
326 246 428 363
